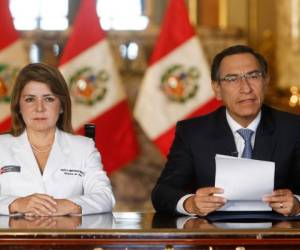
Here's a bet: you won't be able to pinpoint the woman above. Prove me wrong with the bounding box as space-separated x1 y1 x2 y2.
0 63 115 216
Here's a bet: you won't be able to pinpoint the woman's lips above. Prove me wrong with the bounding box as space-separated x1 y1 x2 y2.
33 117 47 120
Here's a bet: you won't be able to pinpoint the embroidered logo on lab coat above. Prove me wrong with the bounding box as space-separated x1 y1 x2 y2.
60 169 84 177
0 165 21 174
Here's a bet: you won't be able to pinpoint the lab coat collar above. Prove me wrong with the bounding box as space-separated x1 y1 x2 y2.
11 130 43 179
43 129 70 179
11 128 71 178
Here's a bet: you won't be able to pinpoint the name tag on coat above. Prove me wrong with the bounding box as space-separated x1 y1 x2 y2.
60 168 84 177
0 165 21 174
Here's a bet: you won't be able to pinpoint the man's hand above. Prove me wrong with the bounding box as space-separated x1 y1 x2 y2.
184 187 226 216
9 194 57 216
263 189 300 216
183 218 217 230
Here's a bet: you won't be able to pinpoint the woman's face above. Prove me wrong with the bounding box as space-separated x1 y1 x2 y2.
19 81 62 133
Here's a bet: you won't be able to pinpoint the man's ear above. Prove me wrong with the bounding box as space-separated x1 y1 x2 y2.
212 81 222 101
263 74 270 91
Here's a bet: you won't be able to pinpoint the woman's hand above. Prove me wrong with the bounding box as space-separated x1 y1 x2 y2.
53 199 81 216
9 216 56 229
9 194 57 216
9 215 81 229
9 195 81 216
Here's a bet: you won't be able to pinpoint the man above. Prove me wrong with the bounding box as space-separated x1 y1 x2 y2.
152 45 300 216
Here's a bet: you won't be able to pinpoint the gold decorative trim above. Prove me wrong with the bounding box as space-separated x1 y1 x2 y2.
188 0 198 26
248 0 259 47
219 0 228 28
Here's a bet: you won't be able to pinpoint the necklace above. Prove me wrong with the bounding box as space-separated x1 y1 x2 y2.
28 132 55 154
30 143 53 153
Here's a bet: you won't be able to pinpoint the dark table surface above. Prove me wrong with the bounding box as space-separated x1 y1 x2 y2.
0 212 300 250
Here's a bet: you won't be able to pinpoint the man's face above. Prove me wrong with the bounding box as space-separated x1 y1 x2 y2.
212 53 268 127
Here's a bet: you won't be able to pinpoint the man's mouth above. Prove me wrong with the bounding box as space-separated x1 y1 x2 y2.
238 98 256 104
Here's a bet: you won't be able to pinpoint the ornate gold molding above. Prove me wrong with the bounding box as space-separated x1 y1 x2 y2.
248 0 259 47
219 0 228 28
188 0 198 26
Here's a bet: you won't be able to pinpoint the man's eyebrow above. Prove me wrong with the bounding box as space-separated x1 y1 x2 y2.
246 69 261 74
223 69 261 76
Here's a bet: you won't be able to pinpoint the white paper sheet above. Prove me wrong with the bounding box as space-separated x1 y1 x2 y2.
215 154 275 211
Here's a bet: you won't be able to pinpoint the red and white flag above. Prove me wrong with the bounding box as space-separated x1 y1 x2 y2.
134 0 220 155
0 0 28 132
59 0 139 174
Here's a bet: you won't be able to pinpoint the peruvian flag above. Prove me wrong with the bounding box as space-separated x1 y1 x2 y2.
134 0 220 155
0 0 28 132
59 0 139 174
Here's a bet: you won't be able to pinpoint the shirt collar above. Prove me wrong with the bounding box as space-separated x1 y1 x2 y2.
226 110 261 133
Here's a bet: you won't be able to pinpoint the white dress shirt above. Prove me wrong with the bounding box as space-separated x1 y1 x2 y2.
176 110 261 215
226 110 261 157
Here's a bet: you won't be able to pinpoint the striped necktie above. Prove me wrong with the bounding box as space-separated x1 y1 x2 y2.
237 129 254 159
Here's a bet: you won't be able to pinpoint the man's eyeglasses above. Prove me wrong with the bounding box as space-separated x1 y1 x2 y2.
218 71 264 84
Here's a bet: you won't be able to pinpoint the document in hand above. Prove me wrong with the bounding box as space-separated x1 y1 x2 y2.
215 154 275 211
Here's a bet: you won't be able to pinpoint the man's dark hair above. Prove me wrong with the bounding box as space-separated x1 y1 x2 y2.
211 45 268 81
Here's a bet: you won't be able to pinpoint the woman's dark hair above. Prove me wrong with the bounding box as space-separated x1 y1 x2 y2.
10 63 73 136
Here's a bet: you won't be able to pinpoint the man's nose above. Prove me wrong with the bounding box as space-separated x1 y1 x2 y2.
239 76 252 93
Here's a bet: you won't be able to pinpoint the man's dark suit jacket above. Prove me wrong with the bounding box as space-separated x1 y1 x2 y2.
152 105 300 214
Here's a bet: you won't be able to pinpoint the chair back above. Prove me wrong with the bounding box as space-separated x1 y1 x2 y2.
84 124 96 141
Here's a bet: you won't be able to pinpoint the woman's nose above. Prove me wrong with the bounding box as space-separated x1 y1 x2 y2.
36 99 45 112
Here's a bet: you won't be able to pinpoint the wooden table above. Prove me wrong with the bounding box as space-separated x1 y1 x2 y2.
0 212 300 249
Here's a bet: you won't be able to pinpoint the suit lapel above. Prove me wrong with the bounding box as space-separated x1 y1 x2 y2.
12 130 42 179
213 108 237 157
43 129 70 179
213 106 277 160
252 106 276 161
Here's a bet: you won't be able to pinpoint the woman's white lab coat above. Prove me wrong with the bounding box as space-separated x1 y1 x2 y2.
0 129 115 215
